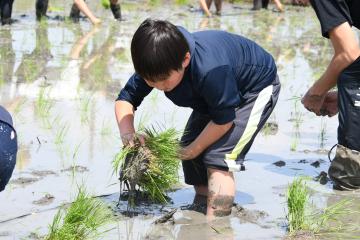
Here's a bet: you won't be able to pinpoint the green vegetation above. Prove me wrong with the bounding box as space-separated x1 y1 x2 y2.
101 0 111 9
113 126 181 204
35 88 53 119
45 187 113 240
287 178 359 238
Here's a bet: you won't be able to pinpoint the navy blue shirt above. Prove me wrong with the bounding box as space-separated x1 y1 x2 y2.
117 27 277 124
0 105 13 128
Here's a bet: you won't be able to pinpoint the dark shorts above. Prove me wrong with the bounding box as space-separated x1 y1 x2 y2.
181 78 280 186
337 56 360 152
310 0 360 38
0 121 17 192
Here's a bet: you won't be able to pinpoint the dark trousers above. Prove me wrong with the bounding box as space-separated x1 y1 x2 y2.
0 122 17 192
0 0 14 24
337 56 360 152
253 0 269 10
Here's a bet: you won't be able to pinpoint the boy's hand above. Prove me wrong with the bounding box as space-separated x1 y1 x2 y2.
121 132 145 147
319 91 338 117
179 145 201 160
301 87 326 115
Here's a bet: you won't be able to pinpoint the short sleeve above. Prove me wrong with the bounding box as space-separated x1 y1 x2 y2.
310 0 353 38
116 73 153 110
198 65 240 125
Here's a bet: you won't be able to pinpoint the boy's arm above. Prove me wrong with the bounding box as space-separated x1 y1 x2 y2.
115 100 136 144
181 120 233 160
302 22 360 114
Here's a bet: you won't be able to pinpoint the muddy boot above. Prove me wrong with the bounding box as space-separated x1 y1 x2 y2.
328 144 360 190
251 0 262 10
35 0 48 20
1 0 14 25
262 0 269 9
110 3 122 20
69 3 80 22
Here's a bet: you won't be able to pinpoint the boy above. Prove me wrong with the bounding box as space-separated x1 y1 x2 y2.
0 105 17 192
115 19 280 218
301 0 360 190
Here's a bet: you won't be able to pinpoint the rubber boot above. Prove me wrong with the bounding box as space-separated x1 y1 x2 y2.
35 0 48 20
69 3 80 22
328 144 360 190
1 0 14 25
110 3 122 20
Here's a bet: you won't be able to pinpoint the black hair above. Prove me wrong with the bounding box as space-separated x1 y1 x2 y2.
131 19 189 82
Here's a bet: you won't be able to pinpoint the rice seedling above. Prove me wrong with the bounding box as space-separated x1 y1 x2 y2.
54 122 70 145
78 93 93 123
45 187 114 240
175 0 189 5
287 178 309 233
100 119 112 137
35 88 53 119
318 118 327 149
101 0 111 9
286 178 359 238
113 126 181 205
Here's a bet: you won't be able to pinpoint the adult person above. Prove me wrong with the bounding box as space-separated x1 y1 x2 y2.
301 0 360 190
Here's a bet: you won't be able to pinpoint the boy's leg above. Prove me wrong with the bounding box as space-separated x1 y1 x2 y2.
0 122 17 192
35 0 48 20
181 111 210 212
207 168 235 219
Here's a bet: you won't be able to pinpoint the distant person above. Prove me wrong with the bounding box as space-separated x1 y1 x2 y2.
35 0 101 24
252 0 284 12
0 0 14 25
71 0 123 21
0 106 17 192
199 0 222 17
301 0 360 190
115 19 280 219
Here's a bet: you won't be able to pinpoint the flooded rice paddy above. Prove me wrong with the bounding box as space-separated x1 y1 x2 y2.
1 0 360 239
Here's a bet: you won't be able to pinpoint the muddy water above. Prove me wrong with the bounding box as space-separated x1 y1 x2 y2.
1 1 360 239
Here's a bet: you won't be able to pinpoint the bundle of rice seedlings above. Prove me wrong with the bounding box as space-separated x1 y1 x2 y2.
113 126 181 205
286 178 359 239
45 187 113 240
101 0 110 9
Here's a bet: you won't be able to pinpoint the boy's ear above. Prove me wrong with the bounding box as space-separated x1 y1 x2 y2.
182 52 191 68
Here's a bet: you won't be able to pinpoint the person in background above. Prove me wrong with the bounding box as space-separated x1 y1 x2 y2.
199 0 222 17
35 0 101 24
252 0 284 12
0 106 17 192
301 0 360 190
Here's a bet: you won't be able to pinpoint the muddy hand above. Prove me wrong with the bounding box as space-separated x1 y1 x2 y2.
320 91 338 117
301 88 326 115
121 132 146 147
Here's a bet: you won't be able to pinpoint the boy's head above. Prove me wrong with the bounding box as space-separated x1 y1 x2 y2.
131 19 191 91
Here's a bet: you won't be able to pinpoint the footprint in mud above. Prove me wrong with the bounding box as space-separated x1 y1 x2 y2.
32 194 55 205
232 204 269 224
61 165 89 173
10 177 40 186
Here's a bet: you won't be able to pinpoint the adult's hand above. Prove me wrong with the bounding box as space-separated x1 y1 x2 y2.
301 87 326 115
320 91 338 117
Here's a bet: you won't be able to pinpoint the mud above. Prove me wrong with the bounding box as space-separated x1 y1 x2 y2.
32 194 55 205
10 177 40 186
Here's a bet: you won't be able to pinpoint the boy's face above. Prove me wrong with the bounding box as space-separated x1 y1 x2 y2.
144 52 191 92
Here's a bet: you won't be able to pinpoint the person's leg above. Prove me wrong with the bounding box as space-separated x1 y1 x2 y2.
35 0 48 20
272 0 284 12
69 3 80 21
110 0 122 20
252 0 262 10
206 168 235 220
329 56 360 190
1 0 14 25
214 0 222 15
262 0 269 9
0 122 17 192
73 0 101 25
